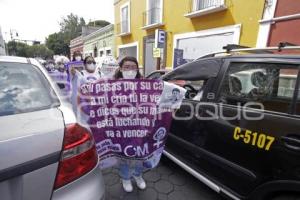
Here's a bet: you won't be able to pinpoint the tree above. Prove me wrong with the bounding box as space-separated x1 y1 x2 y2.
88 20 110 27
7 41 28 57
27 44 54 59
59 13 86 42
46 13 86 56
7 41 54 59
46 32 69 55
45 13 110 56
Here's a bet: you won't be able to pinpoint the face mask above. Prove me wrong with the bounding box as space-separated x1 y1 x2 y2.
122 70 137 79
75 56 81 61
86 64 96 72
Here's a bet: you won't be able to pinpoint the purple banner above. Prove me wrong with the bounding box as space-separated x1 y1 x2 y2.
79 79 173 169
66 61 84 72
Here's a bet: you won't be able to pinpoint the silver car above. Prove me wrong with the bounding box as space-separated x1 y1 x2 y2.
0 56 105 200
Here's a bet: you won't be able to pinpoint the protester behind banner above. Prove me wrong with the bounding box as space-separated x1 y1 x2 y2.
55 56 69 71
47 56 71 100
112 56 145 192
77 57 185 193
71 55 102 118
45 59 55 72
100 56 119 79
114 56 143 79
78 79 186 193
72 51 83 62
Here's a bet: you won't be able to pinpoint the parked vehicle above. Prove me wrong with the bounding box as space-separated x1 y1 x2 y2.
0 56 105 200
162 46 300 200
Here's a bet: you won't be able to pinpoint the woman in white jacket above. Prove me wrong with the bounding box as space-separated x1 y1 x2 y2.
70 56 102 117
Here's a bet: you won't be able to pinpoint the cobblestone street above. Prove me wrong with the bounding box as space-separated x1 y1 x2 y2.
102 156 225 200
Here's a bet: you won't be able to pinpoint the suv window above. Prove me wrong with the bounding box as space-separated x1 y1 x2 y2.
219 62 299 113
295 75 300 115
0 62 60 116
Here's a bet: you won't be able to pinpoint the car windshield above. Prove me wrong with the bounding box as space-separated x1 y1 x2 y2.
0 62 60 116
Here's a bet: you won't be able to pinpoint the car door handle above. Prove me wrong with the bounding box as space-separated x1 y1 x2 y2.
281 136 300 151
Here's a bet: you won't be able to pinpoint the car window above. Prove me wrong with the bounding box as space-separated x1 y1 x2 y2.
186 80 204 91
277 69 298 98
294 75 300 115
0 62 60 116
219 62 299 114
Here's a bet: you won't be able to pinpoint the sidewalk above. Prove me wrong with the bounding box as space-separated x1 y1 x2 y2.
102 157 224 200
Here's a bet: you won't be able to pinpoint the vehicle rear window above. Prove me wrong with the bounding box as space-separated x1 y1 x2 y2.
219 62 299 114
0 62 60 116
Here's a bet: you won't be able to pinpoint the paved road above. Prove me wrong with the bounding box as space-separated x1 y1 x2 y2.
102 156 225 200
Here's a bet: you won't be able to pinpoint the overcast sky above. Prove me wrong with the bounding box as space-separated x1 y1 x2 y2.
0 0 114 43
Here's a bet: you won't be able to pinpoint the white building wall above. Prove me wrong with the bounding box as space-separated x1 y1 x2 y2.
256 0 278 47
83 24 115 59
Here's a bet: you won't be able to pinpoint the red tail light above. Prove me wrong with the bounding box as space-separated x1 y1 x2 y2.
54 123 98 189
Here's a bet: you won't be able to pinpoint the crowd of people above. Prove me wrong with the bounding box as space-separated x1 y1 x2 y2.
43 51 148 193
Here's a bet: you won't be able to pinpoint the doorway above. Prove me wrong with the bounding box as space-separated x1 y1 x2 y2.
144 36 156 76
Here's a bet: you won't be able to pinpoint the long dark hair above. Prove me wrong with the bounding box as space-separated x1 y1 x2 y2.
114 56 143 79
72 51 83 61
83 56 95 65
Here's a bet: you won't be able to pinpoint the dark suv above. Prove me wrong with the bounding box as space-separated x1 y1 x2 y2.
162 51 300 200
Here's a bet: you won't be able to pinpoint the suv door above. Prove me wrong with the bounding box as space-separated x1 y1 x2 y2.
204 60 300 197
0 62 65 200
166 78 223 186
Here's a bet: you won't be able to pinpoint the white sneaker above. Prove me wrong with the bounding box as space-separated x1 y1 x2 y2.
122 179 133 192
133 176 146 190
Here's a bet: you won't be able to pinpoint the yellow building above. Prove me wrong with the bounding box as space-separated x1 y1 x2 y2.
114 0 265 75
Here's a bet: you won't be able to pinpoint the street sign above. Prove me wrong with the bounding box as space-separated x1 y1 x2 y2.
155 29 166 49
173 48 187 68
153 48 161 58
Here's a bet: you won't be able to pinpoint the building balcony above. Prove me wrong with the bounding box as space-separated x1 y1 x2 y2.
142 7 164 30
184 0 227 18
116 21 131 36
